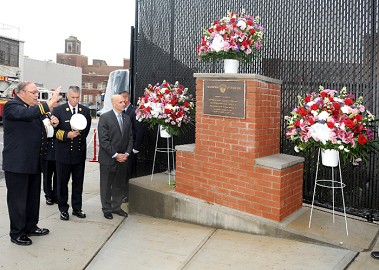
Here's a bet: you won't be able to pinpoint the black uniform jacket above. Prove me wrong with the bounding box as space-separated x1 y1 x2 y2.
124 104 145 152
53 103 91 164
2 96 50 174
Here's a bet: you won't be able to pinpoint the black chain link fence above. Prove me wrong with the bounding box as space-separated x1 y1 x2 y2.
133 0 379 220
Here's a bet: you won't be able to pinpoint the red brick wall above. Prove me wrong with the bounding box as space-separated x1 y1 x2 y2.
175 75 303 222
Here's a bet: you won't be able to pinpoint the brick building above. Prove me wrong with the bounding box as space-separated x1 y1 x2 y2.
56 36 129 107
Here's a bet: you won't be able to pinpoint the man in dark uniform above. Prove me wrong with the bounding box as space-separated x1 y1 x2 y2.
42 100 60 205
120 91 146 202
2 81 61 246
53 86 91 221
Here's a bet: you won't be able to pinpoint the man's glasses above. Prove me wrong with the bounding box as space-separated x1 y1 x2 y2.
25 91 39 95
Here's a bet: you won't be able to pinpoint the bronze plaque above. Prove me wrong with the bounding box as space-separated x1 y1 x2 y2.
203 80 245 118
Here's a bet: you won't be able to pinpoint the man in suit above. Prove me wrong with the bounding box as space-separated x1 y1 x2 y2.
53 86 91 221
98 94 133 219
119 91 146 202
2 81 61 245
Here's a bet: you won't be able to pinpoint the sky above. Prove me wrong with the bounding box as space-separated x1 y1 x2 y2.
0 0 135 66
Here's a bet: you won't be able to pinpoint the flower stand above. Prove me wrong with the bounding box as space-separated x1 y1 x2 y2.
151 125 176 186
309 149 348 235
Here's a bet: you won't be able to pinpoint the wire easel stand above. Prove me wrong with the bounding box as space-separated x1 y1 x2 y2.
150 127 176 186
308 149 348 236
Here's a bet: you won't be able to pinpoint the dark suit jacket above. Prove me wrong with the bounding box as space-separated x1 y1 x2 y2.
124 104 145 151
98 110 133 166
2 96 50 174
52 103 91 164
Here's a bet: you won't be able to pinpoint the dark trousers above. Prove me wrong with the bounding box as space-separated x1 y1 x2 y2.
56 161 85 212
42 159 57 201
5 171 41 239
124 152 137 197
100 163 127 213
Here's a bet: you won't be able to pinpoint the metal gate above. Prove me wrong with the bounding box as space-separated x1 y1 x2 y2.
132 0 379 220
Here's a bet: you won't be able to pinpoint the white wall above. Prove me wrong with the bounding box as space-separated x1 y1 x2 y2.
23 57 82 93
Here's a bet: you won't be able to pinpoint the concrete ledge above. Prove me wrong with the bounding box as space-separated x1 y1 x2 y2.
129 173 337 248
193 73 282 85
255 153 305 170
175 143 195 153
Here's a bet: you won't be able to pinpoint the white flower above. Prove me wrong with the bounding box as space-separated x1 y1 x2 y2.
341 105 351 114
150 103 162 117
210 34 226 52
318 111 330 121
237 20 247 30
309 123 332 144
294 146 300 153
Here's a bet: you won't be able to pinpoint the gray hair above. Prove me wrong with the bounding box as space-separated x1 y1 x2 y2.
68 86 80 94
16 81 33 94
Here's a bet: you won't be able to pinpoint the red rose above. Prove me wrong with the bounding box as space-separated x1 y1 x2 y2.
344 98 353 106
184 101 190 108
320 91 328 98
304 96 311 103
164 108 171 114
231 18 236 23
344 119 355 129
308 118 314 125
145 106 151 112
329 97 334 102
246 20 253 26
294 120 300 127
333 102 341 110
170 99 177 105
358 134 367 145
177 89 183 94
355 114 363 122
311 103 319 110
249 29 256 35
165 89 170 94
327 121 334 128
298 107 308 116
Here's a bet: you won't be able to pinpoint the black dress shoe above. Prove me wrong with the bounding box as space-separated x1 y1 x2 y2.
72 210 86 218
46 198 54 205
112 209 128 217
371 251 379 259
28 228 50 236
60 211 69 221
104 212 113 219
11 235 32 246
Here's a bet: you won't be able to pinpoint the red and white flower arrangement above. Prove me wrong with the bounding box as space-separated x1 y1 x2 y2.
197 9 265 63
135 80 195 136
285 86 379 165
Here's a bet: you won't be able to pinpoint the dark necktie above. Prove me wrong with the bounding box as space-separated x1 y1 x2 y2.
117 114 123 130
72 107 76 114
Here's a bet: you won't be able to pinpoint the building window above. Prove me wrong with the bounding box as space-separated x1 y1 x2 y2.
82 95 88 103
0 37 19 67
84 83 93 89
60 58 64 64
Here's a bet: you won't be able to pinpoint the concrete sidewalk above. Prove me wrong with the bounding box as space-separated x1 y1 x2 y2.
0 161 378 269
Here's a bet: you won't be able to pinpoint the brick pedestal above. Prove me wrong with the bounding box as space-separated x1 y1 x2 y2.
175 73 304 222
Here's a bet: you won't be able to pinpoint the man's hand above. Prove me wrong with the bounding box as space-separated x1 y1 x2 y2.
50 115 59 127
116 153 128 163
67 130 80 139
47 86 62 111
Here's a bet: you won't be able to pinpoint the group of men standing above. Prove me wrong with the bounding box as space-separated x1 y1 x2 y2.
2 81 143 246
